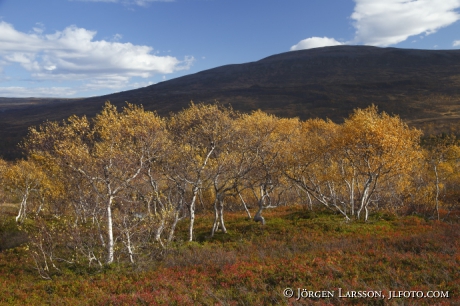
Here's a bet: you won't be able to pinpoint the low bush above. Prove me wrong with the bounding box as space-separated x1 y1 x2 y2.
0 206 457 305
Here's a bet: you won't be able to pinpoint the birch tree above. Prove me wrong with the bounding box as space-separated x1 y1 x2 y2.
282 118 351 218
237 111 299 225
2 159 54 223
338 106 422 221
283 106 422 221
25 102 170 264
167 103 235 241
423 134 460 220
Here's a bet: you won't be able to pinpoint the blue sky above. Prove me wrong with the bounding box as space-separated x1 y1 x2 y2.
1 0 460 98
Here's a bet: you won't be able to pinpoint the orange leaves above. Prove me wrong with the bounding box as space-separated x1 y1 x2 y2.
169 102 235 144
341 105 422 168
0 158 7 177
283 105 424 220
340 106 423 184
1 158 62 223
422 133 460 219
6 100 455 268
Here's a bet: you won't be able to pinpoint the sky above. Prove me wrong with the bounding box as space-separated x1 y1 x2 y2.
0 0 460 98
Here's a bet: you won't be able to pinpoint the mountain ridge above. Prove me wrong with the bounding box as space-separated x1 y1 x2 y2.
1 45 460 159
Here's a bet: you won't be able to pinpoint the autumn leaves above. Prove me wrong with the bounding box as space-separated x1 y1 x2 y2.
283 106 423 222
0 101 457 272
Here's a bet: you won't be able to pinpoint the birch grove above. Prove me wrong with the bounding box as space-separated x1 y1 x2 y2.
0 101 458 273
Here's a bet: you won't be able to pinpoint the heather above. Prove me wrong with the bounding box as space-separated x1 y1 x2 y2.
0 206 458 305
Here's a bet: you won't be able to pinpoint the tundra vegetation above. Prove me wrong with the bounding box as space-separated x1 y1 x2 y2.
0 102 459 304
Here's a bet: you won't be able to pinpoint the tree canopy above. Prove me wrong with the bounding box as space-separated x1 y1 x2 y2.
1 101 458 275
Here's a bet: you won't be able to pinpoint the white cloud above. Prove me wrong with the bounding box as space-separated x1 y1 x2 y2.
291 0 460 50
112 33 123 42
32 22 45 34
0 79 160 98
70 0 173 5
351 0 460 46
0 21 194 94
290 37 344 51
454 40 460 46
132 0 174 6
0 86 78 97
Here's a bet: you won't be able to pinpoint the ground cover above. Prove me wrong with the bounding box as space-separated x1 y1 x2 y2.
0 205 458 305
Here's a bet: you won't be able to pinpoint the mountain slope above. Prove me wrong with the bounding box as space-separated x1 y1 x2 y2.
1 45 460 159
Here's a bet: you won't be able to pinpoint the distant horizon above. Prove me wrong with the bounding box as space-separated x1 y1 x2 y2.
2 43 460 100
2 0 460 100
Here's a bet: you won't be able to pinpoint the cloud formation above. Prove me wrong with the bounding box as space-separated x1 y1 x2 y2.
290 37 343 51
352 0 460 46
0 21 193 93
453 40 460 46
291 0 460 50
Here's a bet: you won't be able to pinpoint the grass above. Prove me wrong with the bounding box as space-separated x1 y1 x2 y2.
0 205 458 305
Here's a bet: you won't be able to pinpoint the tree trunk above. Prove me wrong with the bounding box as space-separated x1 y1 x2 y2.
254 206 265 225
123 217 135 264
106 196 114 264
357 175 372 220
351 180 355 216
16 188 30 223
168 210 180 242
434 164 440 221
306 191 313 210
219 199 227 233
211 195 227 236
211 197 220 236
253 186 266 225
188 186 199 242
238 191 252 219
155 217 165 243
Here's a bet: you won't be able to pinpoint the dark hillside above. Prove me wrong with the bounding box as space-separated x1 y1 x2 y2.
1 45 460 159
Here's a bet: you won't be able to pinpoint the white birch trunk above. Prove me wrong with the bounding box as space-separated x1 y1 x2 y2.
350 177 355 216
219 201 227 233
188 186 199 242
106 196 114 264
168 210 180 242
357 175 373 221
238 191 252 218
155 217 165 242
434 164 440 221
16 187 30 223
211 196 227 236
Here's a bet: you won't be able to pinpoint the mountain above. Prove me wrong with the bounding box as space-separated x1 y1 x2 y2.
1 45 460 159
